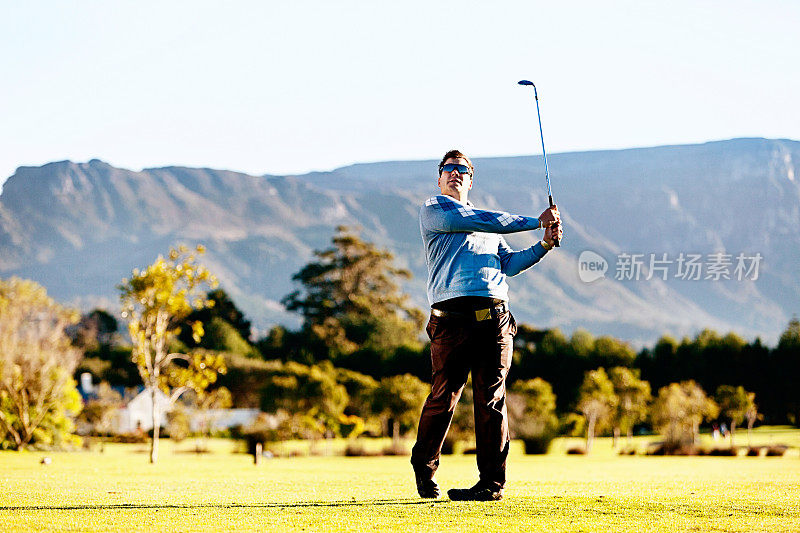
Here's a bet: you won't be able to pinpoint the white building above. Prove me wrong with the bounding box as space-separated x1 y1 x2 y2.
114 388 173 433
111 389 261 434
78 377 264 435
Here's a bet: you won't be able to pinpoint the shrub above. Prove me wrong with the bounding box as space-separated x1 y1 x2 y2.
108 433 149 444
382 442 409 456
344 441 379 457
441 436 456 455
522 435 555 455
765 445 788 457
647 442 700 456
706 447 738 456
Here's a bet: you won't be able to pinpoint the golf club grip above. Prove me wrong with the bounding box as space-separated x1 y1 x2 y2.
547 195 560 247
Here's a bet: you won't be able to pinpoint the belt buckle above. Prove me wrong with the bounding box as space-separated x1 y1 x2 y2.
474 308 492 321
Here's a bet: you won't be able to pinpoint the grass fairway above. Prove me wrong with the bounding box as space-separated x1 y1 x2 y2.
2 433 799 532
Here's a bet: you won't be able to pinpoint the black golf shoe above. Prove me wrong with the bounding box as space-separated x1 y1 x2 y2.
414 469 440 498
447 482 503 501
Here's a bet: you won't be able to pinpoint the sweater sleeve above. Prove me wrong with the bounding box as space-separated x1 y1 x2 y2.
421 195 542 234
497 236 549 276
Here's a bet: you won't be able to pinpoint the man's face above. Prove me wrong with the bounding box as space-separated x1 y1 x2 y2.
437 157 472 201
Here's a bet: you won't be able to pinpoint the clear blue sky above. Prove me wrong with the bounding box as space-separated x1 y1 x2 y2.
2 1 798 184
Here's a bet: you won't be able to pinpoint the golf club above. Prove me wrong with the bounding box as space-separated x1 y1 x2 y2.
518 80 560 247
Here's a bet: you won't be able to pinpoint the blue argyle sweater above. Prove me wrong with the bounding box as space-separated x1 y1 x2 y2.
420 194 549 305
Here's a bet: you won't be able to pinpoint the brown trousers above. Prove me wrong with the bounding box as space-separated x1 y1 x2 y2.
411 306 516 489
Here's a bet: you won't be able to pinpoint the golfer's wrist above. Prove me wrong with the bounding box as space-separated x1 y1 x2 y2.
540 239 553 251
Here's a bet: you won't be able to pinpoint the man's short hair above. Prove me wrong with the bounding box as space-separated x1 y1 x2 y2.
438 149 474 176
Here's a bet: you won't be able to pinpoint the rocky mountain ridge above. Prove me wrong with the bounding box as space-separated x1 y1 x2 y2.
2 138 798 345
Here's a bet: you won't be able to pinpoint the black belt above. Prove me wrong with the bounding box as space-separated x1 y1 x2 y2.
430 302 508 321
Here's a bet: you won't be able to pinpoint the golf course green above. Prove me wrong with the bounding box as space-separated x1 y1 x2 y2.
2 430 799 532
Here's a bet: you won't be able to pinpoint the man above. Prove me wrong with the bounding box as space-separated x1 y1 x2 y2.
411 149 562 501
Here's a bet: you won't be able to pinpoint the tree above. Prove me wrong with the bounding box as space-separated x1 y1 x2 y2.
680 380 719 444
77 381 123 436
69 309 119 350
651 383 688 448
715 385 755 446
256 325 321 365
636 335 679 391
745 400 760 448
592 336 637 368
76 345 140 388
444 377 475 452
778 317 800 349
371 374 428 445
199 317 259 358
773 318 800 424
216 354 281 408
261 361 349 439
608 367 651 447
651 380 718 449
282 226 424 364
177 288 253 347
513 327 583 413
576 368 617 454
570 329 595 359
0 278 83 450
508 378 559 454
335 367 378 417
119 245 226 463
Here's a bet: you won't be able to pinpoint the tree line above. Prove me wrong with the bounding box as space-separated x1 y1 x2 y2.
1 227 798 456
511 321 800 427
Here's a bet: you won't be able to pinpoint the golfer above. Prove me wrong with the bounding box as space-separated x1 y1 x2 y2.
411 149 562 501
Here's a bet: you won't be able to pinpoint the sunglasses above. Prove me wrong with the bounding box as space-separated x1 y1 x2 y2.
441 163 471 175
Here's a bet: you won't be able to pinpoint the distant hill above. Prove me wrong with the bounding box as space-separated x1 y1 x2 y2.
1 138 798 345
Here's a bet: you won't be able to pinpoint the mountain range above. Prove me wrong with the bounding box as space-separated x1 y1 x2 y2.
1 137 798 346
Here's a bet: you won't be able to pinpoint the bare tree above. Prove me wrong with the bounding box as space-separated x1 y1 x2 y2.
0 278 82 449
119 245 226 463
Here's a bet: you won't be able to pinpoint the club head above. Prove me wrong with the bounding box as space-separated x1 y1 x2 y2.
518 80 534 86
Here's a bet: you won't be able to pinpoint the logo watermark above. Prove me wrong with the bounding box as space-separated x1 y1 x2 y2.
578 250 608 283
578 251 763 283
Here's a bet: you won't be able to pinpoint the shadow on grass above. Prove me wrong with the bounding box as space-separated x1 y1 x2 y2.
1 499 447 511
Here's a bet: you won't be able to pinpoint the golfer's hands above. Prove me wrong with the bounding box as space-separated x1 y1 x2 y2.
539 205 560 228
544 221 563 248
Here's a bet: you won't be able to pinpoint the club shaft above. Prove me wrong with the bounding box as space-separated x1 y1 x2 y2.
533 86 553 204
521 81 559 246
